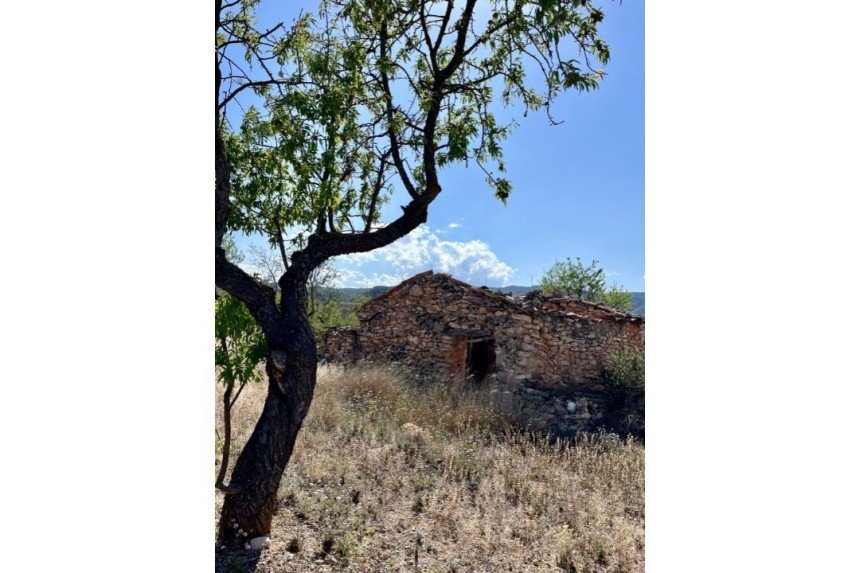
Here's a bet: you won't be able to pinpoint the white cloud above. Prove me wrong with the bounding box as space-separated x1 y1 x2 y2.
332 225 515 287
335 268 407 288
448 222 461 229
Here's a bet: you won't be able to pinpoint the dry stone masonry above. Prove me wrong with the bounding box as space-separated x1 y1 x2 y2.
320 271 644 389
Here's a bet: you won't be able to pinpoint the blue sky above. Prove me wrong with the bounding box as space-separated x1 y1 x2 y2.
232 1 643 290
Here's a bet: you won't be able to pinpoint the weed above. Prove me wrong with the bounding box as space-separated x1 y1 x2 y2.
215 364 644 572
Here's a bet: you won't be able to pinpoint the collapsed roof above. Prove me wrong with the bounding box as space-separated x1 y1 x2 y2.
362 271 644 325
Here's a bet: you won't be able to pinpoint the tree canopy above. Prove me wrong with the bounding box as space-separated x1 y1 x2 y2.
540 256 634 312
217 0 610 305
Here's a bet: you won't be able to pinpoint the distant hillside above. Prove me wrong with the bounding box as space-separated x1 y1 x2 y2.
319 285 391 302
323 285 645 317
630 292 645 316
493 285 537 297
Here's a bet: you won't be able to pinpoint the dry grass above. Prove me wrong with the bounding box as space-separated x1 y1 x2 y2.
216 365 644 573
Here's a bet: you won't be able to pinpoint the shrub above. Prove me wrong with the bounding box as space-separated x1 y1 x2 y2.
539 257 635 312
600 282 634 313
555 524 578 572
602 351 645 438
605 351 644 390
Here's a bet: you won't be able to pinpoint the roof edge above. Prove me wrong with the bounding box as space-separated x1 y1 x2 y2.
358 271 643 324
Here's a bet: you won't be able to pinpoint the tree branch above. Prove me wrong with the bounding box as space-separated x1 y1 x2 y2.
219 79 283 111
301 191 432 269
215 353 242 495
275 224 290 272
215 247 281 333
437 0 478 83
379 21 419 200
364 150 391 232
433 0 456 57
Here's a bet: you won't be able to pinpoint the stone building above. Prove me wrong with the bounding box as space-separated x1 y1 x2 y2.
320 270 644 390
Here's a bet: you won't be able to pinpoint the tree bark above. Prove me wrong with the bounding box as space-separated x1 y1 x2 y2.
216 275 317 545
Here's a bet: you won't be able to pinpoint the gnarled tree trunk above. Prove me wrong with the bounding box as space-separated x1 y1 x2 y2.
216 277 317 545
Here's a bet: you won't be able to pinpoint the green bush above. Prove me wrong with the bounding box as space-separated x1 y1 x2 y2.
604 351 644 391
309 295 368 339
602 351 645 438
215 294 267 389
539 257 635 312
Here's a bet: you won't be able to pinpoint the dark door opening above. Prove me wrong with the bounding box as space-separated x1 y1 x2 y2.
466 338 495 383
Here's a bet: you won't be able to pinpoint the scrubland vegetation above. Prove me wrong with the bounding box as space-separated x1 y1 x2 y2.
216 365 644 573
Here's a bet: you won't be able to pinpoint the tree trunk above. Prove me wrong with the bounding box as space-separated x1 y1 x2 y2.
216 278 317 545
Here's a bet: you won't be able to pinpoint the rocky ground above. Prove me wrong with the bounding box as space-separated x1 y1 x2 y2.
215 365 644 573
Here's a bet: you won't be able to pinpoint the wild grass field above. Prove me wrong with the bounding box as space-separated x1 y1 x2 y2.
215 365 644 573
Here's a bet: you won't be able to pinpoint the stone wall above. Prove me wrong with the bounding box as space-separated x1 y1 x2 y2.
492 380 610 437
318 327 358 363
321 272 644 390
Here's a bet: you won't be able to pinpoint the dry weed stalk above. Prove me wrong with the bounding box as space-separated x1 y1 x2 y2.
216 364 644 572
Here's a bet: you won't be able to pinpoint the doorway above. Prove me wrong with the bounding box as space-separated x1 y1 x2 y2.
465 338 495 383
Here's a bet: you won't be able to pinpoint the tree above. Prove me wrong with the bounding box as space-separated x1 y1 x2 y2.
247 244 340 310
215 293 267 493
215 237 267 494
221 233 245 268
215 0 610 542
309 298 346 338
247 241 345 335
247 244 285 290
601 282 634 313
306 262 341 320
540 257 606 300
540 257 634 312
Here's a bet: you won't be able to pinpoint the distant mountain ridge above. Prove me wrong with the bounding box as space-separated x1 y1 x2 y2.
322 285 645 317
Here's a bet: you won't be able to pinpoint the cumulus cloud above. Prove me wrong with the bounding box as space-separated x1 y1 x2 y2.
335 268 406 288
448 222 461 229
332 225 515 287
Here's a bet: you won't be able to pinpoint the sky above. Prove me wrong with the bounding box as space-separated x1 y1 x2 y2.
231 0 644 291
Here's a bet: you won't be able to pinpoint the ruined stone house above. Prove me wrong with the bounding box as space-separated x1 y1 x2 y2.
320 271 644 390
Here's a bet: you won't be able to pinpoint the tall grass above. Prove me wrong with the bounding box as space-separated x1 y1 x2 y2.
216 365 644 572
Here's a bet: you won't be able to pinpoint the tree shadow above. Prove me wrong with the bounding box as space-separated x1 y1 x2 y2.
215 548 262 573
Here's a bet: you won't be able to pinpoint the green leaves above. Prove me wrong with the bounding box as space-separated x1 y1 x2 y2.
215 294 267 390
439 108 479 165
224 9 381 242
219 0 611 255
540 257 607 300
601 283 634 313
540 257 635 312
